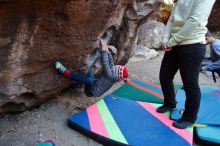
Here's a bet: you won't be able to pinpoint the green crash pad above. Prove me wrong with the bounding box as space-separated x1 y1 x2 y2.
112 80 182 103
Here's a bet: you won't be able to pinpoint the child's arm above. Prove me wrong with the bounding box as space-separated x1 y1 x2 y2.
101 51 114 79
100 39 114 79
100 39 114 68
54 61 93 84
108 52 114 69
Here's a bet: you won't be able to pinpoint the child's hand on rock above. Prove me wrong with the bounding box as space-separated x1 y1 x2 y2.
100 39 108 51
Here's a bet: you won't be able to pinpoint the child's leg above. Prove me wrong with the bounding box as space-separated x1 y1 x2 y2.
69 72 93 84
85 71 95 97
55 61 93 84
86 71 94 80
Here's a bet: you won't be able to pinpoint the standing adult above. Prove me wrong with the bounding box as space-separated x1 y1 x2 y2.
156 0 216 129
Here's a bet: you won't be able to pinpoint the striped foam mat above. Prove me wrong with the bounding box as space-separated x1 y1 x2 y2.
68 95 193 146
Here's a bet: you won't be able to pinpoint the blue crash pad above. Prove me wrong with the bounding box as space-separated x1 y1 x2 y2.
196 126 220 145
171 86 220 125
68 95 193 146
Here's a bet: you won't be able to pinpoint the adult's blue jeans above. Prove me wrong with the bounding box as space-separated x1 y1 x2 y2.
159 43 206 122
201 58 220 76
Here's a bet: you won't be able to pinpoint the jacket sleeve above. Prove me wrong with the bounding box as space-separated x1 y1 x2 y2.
212 41 220 57
163 8 175 43
101 50 114 79
108 52 114 68
167 0 216 47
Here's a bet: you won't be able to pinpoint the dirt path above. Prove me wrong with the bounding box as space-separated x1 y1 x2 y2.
0 52 218 146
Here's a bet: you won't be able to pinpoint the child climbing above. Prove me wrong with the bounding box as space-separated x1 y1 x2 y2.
54 38 128 97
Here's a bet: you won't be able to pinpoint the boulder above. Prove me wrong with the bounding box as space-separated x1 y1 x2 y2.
137 20 165 49
0 0 163 114
208 0 220 32
129 44 158 62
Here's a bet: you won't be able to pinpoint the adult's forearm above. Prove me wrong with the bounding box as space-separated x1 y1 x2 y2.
163 11 174 43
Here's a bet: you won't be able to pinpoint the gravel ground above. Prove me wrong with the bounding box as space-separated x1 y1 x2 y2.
0 51 219 146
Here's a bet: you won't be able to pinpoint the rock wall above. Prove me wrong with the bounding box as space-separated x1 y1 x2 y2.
207 0 220 32
0 0 163 114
